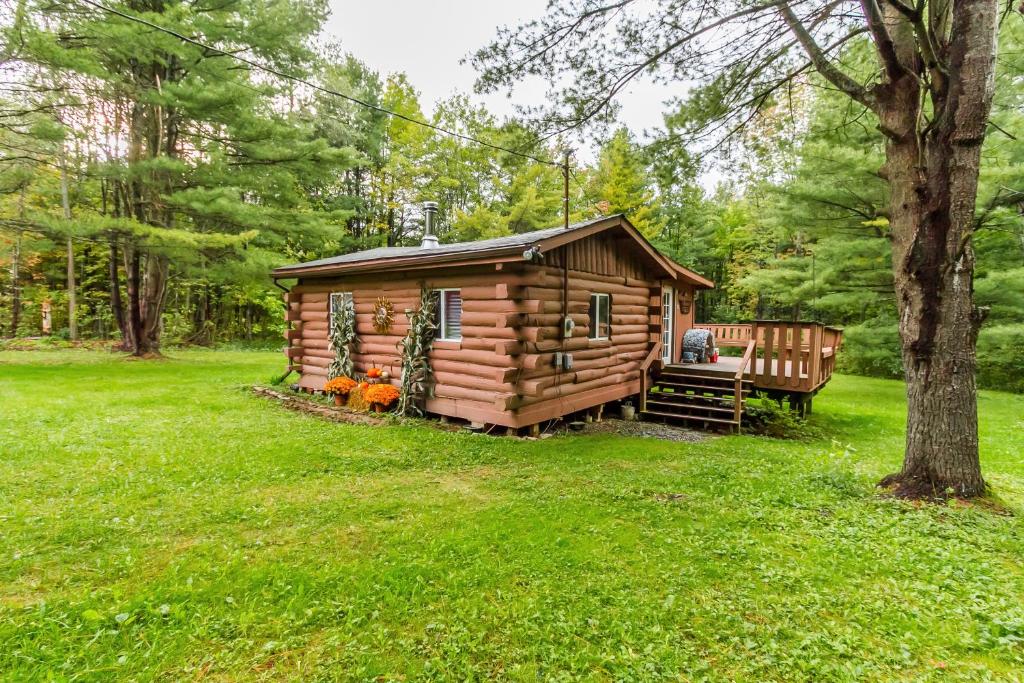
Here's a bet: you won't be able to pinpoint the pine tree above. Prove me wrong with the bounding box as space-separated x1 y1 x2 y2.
586 129 662 238
7 0 356 353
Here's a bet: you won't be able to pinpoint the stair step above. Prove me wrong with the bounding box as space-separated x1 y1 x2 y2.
653 381 751 395
648 392 742 407
641 409 739 426
645 399 738 415
660 368 748 381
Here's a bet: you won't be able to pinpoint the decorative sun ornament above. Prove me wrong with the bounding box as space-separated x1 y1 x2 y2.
372 296 395 334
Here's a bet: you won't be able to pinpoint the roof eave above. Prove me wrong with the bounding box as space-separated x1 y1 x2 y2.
670 264 715 289
271 245 527 279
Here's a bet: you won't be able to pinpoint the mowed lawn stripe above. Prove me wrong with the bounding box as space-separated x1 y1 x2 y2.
0 350 1022 681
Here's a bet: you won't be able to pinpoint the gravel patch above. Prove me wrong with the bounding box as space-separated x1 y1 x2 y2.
572 418 708 443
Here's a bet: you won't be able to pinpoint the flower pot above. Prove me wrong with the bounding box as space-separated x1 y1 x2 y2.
373 403 383 413
333 394 343 406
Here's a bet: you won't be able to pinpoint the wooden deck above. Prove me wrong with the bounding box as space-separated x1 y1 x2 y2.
640 321 843 431
692 321 843 395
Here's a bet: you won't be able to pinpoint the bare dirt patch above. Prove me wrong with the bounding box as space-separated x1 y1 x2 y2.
252 385 464 431
253 385 395 426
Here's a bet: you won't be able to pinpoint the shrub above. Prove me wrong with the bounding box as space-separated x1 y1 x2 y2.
977 324 1024 393
837 320 1024 393
742 397 821 440
836 320 903 379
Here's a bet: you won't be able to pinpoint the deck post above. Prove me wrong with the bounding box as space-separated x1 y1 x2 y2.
639 371 647 413
761 322 775 387
808 324 823 390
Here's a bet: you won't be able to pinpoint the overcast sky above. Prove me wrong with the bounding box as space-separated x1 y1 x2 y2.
322 0 676 162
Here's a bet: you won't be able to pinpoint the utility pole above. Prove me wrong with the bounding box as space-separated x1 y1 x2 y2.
562 149 570 230
60 146 77 341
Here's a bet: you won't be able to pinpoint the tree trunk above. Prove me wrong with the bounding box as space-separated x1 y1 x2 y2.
137 252 168 354
60 149 77 341
9 229 20 337
126 247 142 355
882 135 986 497
878 0 997 499
108 239 126 349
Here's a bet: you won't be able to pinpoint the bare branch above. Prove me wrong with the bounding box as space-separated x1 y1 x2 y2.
860 0 907 80
535 0 797 138
884 0 947 93
779 2 878 111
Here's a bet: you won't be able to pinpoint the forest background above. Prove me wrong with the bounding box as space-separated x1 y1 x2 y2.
1 0 1021 390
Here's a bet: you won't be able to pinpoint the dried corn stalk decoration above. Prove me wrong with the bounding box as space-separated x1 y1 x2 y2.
397 286 438 416
327 292 357 380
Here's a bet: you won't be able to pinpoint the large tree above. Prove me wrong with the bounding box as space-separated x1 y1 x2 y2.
473 0 1011 498
5 0 354 354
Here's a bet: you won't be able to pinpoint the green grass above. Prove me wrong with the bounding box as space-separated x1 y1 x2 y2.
1 349 1022 681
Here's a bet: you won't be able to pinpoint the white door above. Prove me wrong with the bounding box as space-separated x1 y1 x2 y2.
662 286 673 363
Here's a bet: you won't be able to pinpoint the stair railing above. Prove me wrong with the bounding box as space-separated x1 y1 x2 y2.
734 338 756 425
639 339 663 413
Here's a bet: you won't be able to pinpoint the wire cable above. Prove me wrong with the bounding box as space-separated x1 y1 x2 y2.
1 222 245 252
79 0 562 168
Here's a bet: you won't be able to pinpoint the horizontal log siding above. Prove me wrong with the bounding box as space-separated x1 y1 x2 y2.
288 266 522 424
512 249 660 417
284 232 666 427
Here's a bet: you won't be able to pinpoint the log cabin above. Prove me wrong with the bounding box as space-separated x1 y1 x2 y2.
272 209 842 432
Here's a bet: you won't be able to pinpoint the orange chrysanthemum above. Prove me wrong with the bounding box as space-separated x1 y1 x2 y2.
323 376 357 396
364 383 400 408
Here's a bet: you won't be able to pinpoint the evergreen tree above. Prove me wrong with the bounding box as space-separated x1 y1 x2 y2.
6 0 355 353
588 128 662 239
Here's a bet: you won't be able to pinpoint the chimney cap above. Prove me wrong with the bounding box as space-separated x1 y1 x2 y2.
421 201 440 249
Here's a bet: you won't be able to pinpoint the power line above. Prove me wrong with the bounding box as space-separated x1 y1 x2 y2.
0 222 242 252
79 0 563 169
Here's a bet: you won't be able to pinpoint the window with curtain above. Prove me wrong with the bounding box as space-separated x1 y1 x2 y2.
588 293 610 340
435 288 462 341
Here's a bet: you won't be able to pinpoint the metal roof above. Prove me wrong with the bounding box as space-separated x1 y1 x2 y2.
272 217 610 273
271 214 714 288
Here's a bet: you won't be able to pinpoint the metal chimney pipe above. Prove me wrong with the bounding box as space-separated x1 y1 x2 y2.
421 201 439 249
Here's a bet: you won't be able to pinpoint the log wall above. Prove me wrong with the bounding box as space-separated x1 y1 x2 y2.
282 232 700 428
285 265 520 426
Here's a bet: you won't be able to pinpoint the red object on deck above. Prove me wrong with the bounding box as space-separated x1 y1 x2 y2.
711 350 719 363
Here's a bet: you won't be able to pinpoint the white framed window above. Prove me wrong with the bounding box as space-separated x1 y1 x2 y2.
588 293 610 340
434 288 462 341
329 291 353 328
662 287 673 363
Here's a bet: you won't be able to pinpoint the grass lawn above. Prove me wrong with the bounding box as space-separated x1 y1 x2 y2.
1 349 1022 681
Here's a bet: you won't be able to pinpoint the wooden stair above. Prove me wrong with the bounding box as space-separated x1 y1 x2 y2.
641 365 752 432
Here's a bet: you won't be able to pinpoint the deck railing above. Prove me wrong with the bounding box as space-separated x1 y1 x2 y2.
638 339 663 414
695 321 843 393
